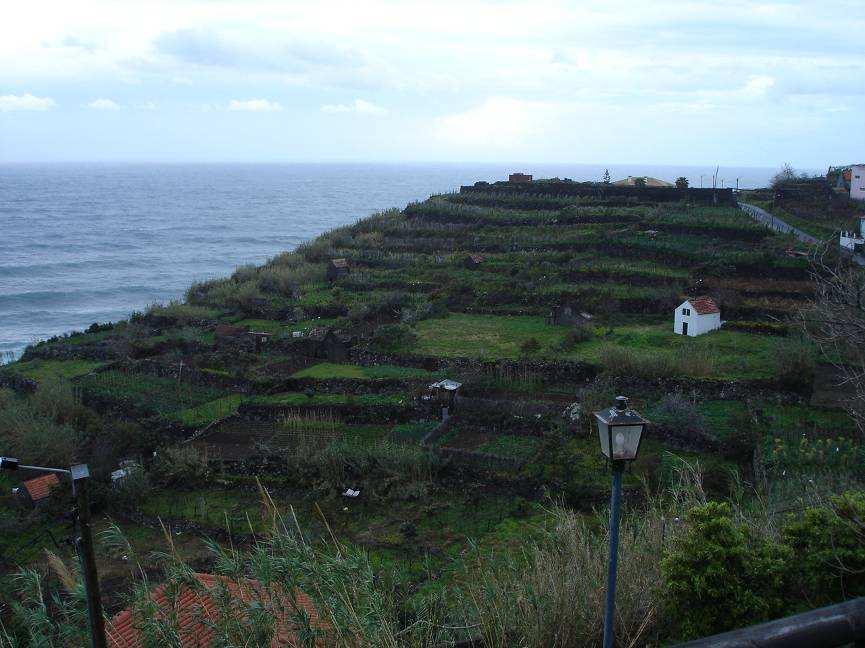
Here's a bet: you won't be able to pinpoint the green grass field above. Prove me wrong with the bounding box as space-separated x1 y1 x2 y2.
292 362 433 380
410 314 785 379
2 359 104 383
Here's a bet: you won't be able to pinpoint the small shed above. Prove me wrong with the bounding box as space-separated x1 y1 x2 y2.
428 379 462 409
326 258 350 283
464 254 485 269
674 296 721 337
549 304 593 327
14 473 60 507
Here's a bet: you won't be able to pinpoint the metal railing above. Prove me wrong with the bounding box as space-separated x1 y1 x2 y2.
676 597 865 647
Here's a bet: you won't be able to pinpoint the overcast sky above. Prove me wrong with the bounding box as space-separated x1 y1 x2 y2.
1 0 862 167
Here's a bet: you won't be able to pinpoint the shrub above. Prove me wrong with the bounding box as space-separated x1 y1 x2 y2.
146 301 217 326
559 323 594 350
520 337 541 355
662 501 791 640
782 491 865 607
149 445 210 486
773 335 815 391
371 324 417 352
651 390 708 438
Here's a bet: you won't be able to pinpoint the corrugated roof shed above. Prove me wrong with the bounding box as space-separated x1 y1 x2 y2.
22 473 60 502
106 573 328 647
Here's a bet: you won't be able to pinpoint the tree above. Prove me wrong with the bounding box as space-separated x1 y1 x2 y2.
771 163 798 189
633 176 647 189
803 247 865 437
675 176 689 189
602 168 611 184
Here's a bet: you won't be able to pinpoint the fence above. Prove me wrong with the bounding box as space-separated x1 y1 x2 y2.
677 596 865 647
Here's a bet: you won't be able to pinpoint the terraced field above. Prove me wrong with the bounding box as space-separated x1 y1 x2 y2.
2 180 859 644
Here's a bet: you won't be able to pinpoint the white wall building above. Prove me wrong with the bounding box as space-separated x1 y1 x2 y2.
840 217 865 252
852 165 865 202
673 296 721 337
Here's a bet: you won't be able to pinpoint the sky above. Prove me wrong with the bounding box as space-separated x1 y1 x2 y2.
0 0 863 167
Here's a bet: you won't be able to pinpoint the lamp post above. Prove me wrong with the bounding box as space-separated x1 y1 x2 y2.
593 396 648 648
0 457 107 648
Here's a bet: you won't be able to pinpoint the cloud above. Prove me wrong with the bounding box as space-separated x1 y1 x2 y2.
321 98 387 115
154 29 244 68
0 93 56 112
88 98 120 110
434 97 555 146
227 98 283 112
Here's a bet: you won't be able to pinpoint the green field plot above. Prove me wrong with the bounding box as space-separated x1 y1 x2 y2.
79 370 226 417
477 435 542 460
171 394 244 428
292 362 433 380
250 391 409 408
411 314 786 379
2 358 103 382
391 421 439 443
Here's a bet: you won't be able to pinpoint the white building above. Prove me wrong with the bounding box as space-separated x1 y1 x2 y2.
840 217 865 252
852 165 865 202
673 296 721 337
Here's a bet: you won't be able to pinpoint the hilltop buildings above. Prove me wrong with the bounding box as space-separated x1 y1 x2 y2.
613 176 674 188
827 165 865 201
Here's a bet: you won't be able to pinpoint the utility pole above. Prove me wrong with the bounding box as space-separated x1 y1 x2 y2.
72 464 107 648
1 458 106 648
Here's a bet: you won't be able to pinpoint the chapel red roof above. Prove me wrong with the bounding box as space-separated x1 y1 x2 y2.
106 573 328 647
22 473 60 502
687 296 720 315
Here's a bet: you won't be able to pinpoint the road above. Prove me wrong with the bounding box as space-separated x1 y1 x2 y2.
737 202 819 245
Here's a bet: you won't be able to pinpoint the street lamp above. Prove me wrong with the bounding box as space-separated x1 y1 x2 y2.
594 396 647 648
0 457 107 648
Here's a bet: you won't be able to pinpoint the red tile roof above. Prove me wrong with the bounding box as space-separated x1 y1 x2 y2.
22 473 60 502
106 573 328 647
687 296 720 315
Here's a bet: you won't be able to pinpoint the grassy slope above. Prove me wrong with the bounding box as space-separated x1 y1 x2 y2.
3 181 856 638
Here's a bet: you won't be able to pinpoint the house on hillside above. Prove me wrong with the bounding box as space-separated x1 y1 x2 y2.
549 303 593 327
673 296 721 337
464 254 485 269
326 258 349 283
509 172 532 183
828 165 865 201
13 473 60 507
106 572 330 647
613 176 674 188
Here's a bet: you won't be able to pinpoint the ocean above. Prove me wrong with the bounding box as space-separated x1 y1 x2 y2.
0 162 782 361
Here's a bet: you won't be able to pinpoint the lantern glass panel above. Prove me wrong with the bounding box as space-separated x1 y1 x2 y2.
597 420 611 458
610 424 643 460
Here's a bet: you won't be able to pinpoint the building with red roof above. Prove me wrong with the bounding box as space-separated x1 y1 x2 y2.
15 473 61 507
674 296 721 337
106 572 329 647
